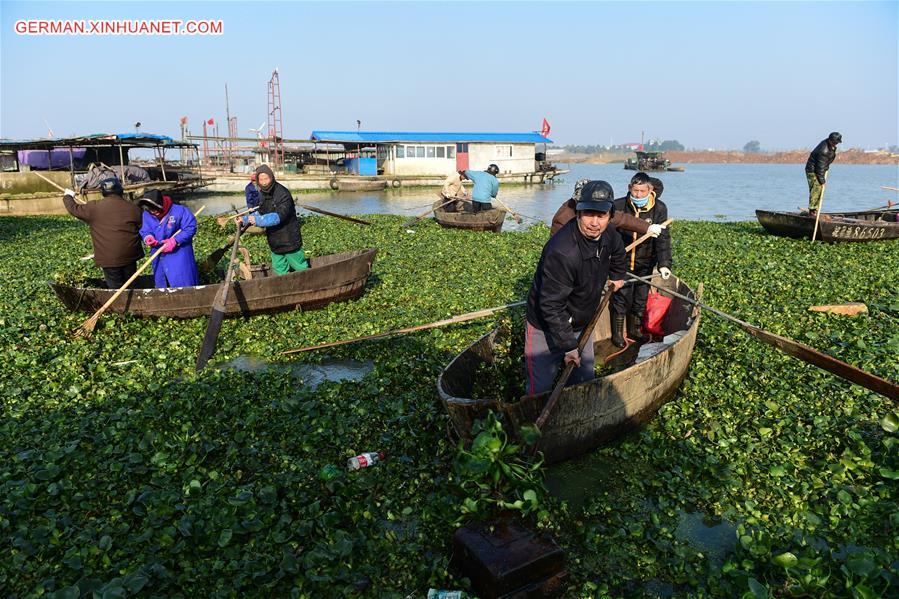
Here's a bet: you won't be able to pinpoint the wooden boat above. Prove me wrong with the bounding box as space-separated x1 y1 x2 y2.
755 208 899 242
438 276 701 464
49 248 377 319
334 178 388 192
432 200 505 233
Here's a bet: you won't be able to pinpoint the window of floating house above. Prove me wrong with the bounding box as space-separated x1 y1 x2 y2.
396 145 405 158
494 144 513 158
427 146 436 158
436 146 445 158
407 146 415 157
448 145 455 158
416 146 425 158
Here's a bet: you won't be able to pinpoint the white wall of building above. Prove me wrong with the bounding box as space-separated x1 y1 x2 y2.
382 142 537 176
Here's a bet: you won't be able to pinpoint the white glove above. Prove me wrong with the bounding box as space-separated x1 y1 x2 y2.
647 223 666 237
659 267 672 280
64 188 76 197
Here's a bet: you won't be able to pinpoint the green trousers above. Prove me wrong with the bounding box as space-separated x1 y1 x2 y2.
271 248 309 275
807 172 825 211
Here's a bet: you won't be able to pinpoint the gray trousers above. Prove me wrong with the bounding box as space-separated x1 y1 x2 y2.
524 321 595 395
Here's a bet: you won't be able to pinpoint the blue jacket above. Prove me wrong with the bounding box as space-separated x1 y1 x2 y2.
464 170 499 204
139 204 199 288
245 182 261 208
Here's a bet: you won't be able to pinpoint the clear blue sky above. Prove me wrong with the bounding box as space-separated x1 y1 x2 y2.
2 1 896 150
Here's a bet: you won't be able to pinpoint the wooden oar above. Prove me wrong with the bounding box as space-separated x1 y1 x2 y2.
626 273 899 401
32 170 66 192
196 222 246 371
216 205 257 228
73 205 206 338
811 173 827 242
403 197 459 228
493 197 524 224
625 218 673 252
881 186 898 192
280 301 526 355
533 283 616 432
298 203 371 226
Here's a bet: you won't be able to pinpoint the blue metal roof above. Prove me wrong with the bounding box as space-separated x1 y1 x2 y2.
310 131 552 144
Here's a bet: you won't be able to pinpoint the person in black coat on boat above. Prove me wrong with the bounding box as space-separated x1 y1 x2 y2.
805 132 841 216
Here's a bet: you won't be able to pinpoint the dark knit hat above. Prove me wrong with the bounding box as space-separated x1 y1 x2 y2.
648 177 664 199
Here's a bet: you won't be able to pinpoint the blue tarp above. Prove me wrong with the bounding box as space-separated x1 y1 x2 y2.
310 131 552 144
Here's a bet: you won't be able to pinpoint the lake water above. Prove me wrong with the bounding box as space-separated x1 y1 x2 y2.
185 163 899 228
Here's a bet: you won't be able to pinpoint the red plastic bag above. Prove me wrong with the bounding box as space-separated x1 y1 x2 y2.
643 289 672 338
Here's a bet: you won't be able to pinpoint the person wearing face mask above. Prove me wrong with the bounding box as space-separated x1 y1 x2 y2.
237 164 309 275
138 190 200 288
609 172 672 348
524 180 626 395
550 178 667 238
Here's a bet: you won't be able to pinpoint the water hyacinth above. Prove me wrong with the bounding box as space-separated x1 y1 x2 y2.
0 214 896 596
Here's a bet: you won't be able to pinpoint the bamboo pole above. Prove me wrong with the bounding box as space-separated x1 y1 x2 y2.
280 301 526 355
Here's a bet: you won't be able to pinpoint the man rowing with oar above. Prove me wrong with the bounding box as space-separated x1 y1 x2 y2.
440 170 470 212
524 180 626 395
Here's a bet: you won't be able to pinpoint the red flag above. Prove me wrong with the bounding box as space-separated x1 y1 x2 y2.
207 118 215 125
540 118 551 137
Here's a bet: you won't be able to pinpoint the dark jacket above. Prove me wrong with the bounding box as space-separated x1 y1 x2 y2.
526 219 626 352
550 198 650 236
805 140 837 184
63 193 144 268
614 194 671 272
259 181 302 254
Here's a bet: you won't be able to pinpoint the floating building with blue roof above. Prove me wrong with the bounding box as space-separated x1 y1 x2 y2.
309 130 554 177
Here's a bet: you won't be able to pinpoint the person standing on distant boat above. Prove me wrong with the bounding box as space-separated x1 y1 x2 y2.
805 132 842 217
245 172 260 209
236 164 309 275
463 164 500 213
138 190 200 288
440 170 469 212
550 178 666 238
525 181 626 395
62 178 144 289
609 172 672 348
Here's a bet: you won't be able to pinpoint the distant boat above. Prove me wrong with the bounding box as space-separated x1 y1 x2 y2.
755 208 899 242
432 200 505 233
333 178 388 192
624 150 684 172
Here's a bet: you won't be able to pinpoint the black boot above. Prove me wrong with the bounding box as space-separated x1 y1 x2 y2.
627 314 646 343
611 313 626 348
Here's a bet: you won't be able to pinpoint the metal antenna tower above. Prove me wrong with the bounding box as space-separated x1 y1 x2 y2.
267 69 284 168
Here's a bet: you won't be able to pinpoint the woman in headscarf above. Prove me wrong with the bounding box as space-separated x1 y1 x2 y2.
138 190 200 288
237 164 308 275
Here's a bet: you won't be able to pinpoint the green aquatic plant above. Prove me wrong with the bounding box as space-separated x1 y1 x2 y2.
0 214 896 596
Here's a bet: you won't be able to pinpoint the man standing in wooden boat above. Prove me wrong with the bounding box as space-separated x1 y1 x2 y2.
805 132 841 217
440 170 470 212
550 178 667 238
525 180 626 395
464 164 500 213
610 172 672 348
237 165 309 274
138 190 200 288
62 178 144 289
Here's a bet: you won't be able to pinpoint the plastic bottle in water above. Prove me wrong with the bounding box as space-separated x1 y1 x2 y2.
427 590 461 599
347 451 385 470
